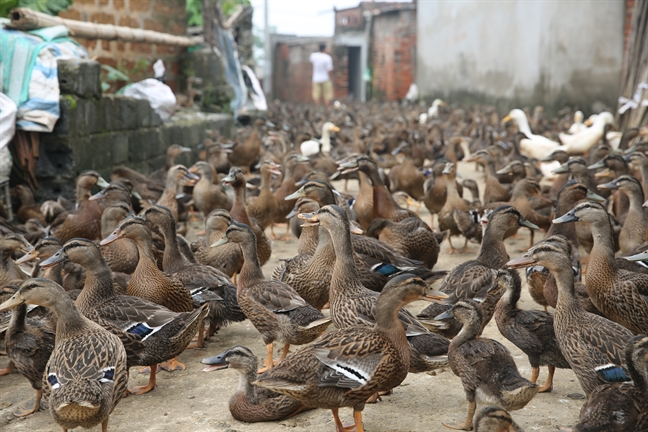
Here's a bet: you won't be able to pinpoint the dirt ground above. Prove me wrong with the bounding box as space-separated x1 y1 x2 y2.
0 161 587 431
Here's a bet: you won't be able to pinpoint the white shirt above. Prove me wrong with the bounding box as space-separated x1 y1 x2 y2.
309 52 333 83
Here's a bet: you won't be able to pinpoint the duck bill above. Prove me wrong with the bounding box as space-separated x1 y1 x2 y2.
624 251 648 262
350 225 364 235
221 175 235 186
210 237 229 248
285 207 299 219
39 252 66 269
331 125 340 132
0 293 24 312
340 167 359 175
594 168 612 179
131 190 142 200
201 354 229 372
219 147 233 154
15 249 39 265
179 146 192 153
422 290 449 303
97 177 110 188
588 161 606 170
434 309 453 320
506 255 537 269
584 118 593 126
285 188 305 201
586 190 606 202
496 166 512 175
501 114 512 124
297 211 320 227
540 153 556 162
270 169 282 176
597 181 618 190
552 163 569 174
644 199 648 208
295 155 310 163
99 231 122 246
552 213 578 224
518 218 539 230
89 189 107 201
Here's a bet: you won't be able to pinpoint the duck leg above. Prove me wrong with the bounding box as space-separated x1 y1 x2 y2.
332 408 345 432
447 236 458 254
443 400 475 430
538 365 555 393
280 224 292 241
0 360 15 375
279 343 290 361
528 227 535 249
130 365 157 395
186 325 205 349
13 389 42 417
459 238 473 253
350 410 364 432
530 366 540 384
158 357 186 372
102 418 109 432
257 343 275 373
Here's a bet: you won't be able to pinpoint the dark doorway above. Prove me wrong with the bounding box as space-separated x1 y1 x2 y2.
347 46 362 100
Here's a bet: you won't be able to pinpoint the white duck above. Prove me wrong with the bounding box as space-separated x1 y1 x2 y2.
427 98 446 118
558 111 614 154
502 109 560 159
567 111 587 134
300 122 340 157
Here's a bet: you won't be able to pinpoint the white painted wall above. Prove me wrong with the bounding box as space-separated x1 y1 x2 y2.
417 1 624 112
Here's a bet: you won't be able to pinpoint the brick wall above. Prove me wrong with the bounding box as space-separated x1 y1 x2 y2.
273 38 332 103
59 0 187 92
624 0 636 54
331 45 349 99
370 9 416 101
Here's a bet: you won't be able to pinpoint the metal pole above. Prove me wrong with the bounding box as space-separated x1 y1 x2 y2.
263 0 271 97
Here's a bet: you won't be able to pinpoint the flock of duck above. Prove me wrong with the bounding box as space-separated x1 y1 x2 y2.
1 100 648 431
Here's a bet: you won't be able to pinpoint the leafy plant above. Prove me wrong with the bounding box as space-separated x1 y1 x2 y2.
100 64 130 93
186 0 251 27
0 0 18 18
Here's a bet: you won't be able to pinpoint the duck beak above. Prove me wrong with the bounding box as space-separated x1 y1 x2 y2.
349 225 364 235
100 230 122 246
40 250 67 269
496 166 512 175
434 309 453 320
285 187 305 201
588 160 606 170
15 249 39 265
552 163 569 174
285 207 300 219
97 177 110 188
584 118 593 126
423 290 449 303
501 114 512 124
295 155 310 163
179 146 192 153
0 292 24 312
210 237 229 248
297 211 320 227
331 125 340 132
518 218 539 230
597 181 618 190
201 353 229 372
594 168 612 179
131 190 142 200
586 190 606 202
553 211 579 224
506 254 536 269
89 189 107 201
540 153 556 162
338 160 359 175
644 199 648 208
624 251 648 262
221 174 235 186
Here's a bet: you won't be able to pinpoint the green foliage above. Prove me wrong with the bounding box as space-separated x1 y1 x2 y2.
1 0 72 18
0 0 19 18
186 0 251 27
100 64 130 93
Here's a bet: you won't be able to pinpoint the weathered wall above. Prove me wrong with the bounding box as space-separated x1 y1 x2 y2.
34 59 233 201
272 37 332 103
417 1 625 113
371 9 416 101
60 0 187 92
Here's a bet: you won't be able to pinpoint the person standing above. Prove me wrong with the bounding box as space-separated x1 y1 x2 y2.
309 44 333 108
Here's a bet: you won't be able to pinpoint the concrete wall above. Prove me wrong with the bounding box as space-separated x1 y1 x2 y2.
416 1 625 113
60 0 187 92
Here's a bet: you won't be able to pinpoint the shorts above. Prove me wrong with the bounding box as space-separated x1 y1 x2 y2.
312 80 333 102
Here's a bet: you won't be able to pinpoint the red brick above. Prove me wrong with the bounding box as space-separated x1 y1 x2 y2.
129 0 151 12
119 15 139 29
143 18 165 32
101 40 110 50
113 0 125 10
89 11 116 24
98 0 110 6
132 43 152 54
75 0 97 5
59 9 82 20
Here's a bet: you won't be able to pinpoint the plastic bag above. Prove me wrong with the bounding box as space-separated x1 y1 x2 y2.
0 92 17 149
121 78 176 121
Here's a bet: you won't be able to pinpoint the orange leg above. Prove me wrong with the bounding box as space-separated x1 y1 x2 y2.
130 365 157 395
158 357 186 372
443 401 476 430
530 367 540 384
279 343 290 361
186 324 205 349
13 388 42 417
0 360 15 376
257 343 275 374
538 365 555 393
